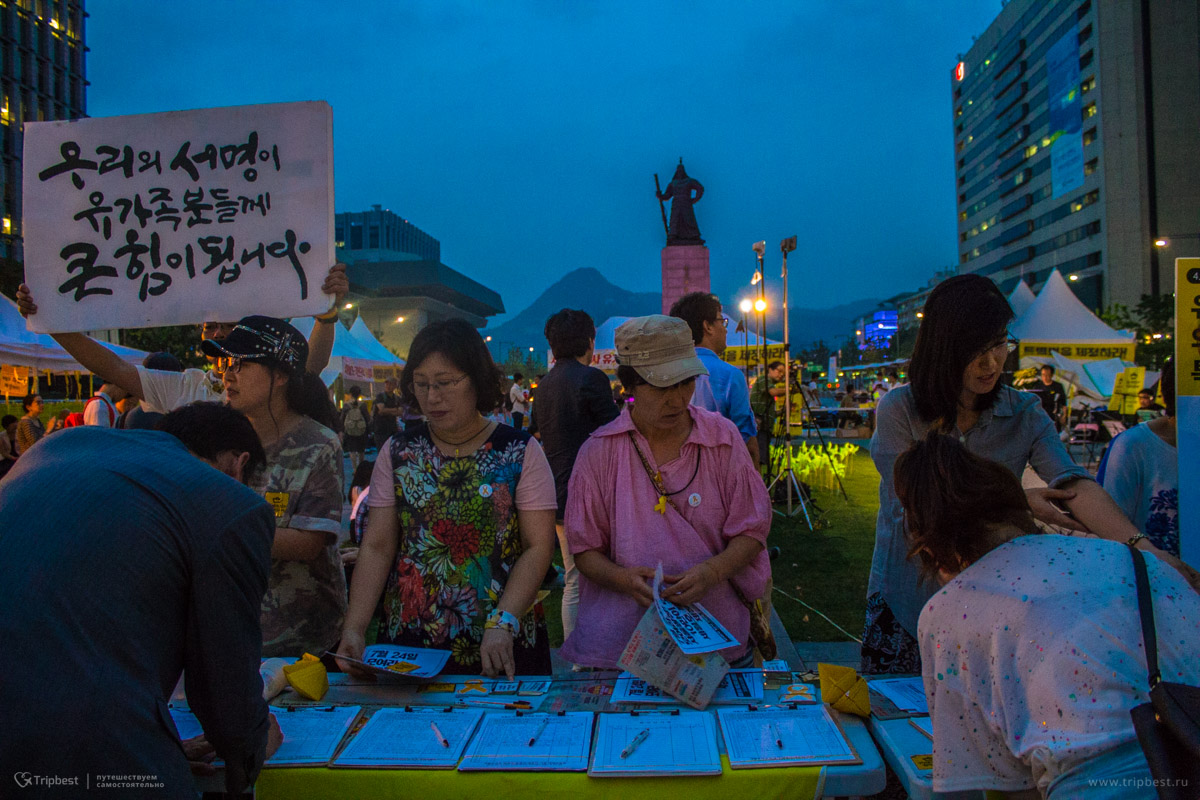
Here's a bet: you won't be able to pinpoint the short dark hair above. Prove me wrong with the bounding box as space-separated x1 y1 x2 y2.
143 351 183 372
617 365 648 391
909 274 1013 425
894 432 1038 580
1041 364 1055 376
400 319 504 414
512 372 524 382
1160 358 1175 417
669 292 722 345
2 414 16 427
156 402 267 479
767 360 784 370
21 394 39 412
349 386 362 399
544 308 596 360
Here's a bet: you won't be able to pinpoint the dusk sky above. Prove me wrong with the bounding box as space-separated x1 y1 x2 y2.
89 1 1004 325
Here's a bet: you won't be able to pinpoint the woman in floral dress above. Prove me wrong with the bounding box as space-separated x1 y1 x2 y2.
337 319 557 678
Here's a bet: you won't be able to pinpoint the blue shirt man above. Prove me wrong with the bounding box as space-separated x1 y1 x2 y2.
669 292 759 465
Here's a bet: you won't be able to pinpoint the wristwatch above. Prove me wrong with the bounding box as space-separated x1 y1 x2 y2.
484 610 519 635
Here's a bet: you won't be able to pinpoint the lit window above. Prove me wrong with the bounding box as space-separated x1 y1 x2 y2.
2 218 11 234
1024 144 1038 158
1083 102 1097 118
1081 76 1095 94
1083 128 1096 146
1084 158 1098 176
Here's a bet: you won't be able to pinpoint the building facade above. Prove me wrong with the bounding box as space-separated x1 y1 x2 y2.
335 204 503 358
952 0 1200 311
0 0 87 291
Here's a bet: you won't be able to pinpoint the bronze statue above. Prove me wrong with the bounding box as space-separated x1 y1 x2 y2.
655 159 704 246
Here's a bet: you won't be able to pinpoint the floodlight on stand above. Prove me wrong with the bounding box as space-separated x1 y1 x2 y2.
754 299 766 313
739 299 753 314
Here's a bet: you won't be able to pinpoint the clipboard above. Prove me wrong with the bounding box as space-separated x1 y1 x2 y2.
717 704 862 769
331 706 484 769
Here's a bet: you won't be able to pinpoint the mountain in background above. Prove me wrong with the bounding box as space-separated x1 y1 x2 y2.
483 267 880 352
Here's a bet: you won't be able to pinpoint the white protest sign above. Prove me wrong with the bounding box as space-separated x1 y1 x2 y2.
21 101 334 333
652 563 738 655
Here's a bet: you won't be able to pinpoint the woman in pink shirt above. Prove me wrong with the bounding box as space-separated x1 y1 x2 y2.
561 315 772 669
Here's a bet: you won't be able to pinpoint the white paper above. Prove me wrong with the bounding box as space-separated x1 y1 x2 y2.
870 677 929 713
652 563 738 654
717 705 860 768
617 604 729 709
169 708 205 742
589 711 721 776
458 712 593 772
22 101 335 333
354 645 451 679
333 708 483 769
267 705 361 766
612 669 763 705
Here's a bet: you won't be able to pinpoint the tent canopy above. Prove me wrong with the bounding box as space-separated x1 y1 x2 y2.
1007 281 1036 318
290 316 404 387
0 295 148 374
1024 352 1146 404
1011 271 1133 344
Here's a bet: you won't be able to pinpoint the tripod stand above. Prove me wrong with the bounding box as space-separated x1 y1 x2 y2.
765 236 814 528
792 380 850 501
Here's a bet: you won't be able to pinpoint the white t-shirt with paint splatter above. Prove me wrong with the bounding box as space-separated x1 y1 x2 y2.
918 534 1200 799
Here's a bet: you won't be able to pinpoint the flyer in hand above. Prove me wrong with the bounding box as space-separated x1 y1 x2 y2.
336 645 451 681
617 604 729 710
651 564 738 655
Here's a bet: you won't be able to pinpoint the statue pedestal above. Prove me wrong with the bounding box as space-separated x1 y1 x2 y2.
661 245 710 314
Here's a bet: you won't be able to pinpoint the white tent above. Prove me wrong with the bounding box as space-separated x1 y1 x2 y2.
1011 270 1135 364
0 294 148 373
1007 281 1036 318
290 316 404 387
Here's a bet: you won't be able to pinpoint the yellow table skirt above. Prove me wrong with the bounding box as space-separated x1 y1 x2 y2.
257 756 824 800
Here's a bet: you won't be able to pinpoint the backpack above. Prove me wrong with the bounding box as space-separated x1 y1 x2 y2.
343 401 367 437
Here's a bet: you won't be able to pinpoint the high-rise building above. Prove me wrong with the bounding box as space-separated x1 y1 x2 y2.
0 0 88 292
952 0 1200 311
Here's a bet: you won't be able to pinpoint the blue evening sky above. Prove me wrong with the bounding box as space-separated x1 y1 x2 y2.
88 1 1003 324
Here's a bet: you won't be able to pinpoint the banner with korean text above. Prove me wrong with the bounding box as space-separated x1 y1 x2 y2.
22 101 334 333
1176 258 1199 567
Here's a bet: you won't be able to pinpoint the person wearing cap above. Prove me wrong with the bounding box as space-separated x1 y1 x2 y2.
13 263 349 413
200 316 347 658
559 315 771 670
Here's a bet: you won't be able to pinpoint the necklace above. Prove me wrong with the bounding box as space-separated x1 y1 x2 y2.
430 419 491 457
628 432 702 515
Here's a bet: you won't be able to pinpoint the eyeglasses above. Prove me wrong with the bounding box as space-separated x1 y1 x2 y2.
412 374 470 395
971 336 1018 364
217 357 246 375
717 315 731 327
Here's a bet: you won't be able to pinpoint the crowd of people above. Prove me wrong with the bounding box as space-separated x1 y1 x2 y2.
0 276 1195 797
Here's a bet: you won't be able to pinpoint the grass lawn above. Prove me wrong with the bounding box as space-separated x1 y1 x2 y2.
541 444 881 648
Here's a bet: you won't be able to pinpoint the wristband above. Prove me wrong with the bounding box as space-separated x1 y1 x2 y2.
484 610 519 635
315 310 338 324
1127 532 1148 548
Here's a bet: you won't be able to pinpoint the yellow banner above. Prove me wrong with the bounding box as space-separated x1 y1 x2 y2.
1108 365 1145 412
1 365 29 396
1018 341 1136 362
1178 258 1200 397
722 344 788 367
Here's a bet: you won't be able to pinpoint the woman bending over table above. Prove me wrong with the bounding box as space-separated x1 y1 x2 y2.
338 319 557 679
560 315 771 669
863 274 1195 675
898 433 1200 800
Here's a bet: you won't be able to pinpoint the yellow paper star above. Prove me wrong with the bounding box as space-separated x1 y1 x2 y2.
818 662 871 718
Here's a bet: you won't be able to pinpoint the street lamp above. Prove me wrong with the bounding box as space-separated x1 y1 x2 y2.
738 298 752 380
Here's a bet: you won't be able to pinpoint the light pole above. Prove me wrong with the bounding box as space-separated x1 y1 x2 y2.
755 298 767 382
738 298 752 381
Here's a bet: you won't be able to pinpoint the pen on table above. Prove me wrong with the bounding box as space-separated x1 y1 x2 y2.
430 721 450 748
527 716 549 746
769 720 783 749
620 728 649 759
455 698 532 710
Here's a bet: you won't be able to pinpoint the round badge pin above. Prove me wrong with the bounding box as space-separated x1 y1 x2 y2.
688 492 702 507
479 484 494 498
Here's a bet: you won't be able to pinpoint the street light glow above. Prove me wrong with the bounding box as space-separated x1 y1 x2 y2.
343 302 353 309
529 346 535 352
486 335 492 341
739 299 752 313
396 316 405 323
1068 274 1079 282
1155 238 1169 247
915 312 924 318
754 299 766 313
